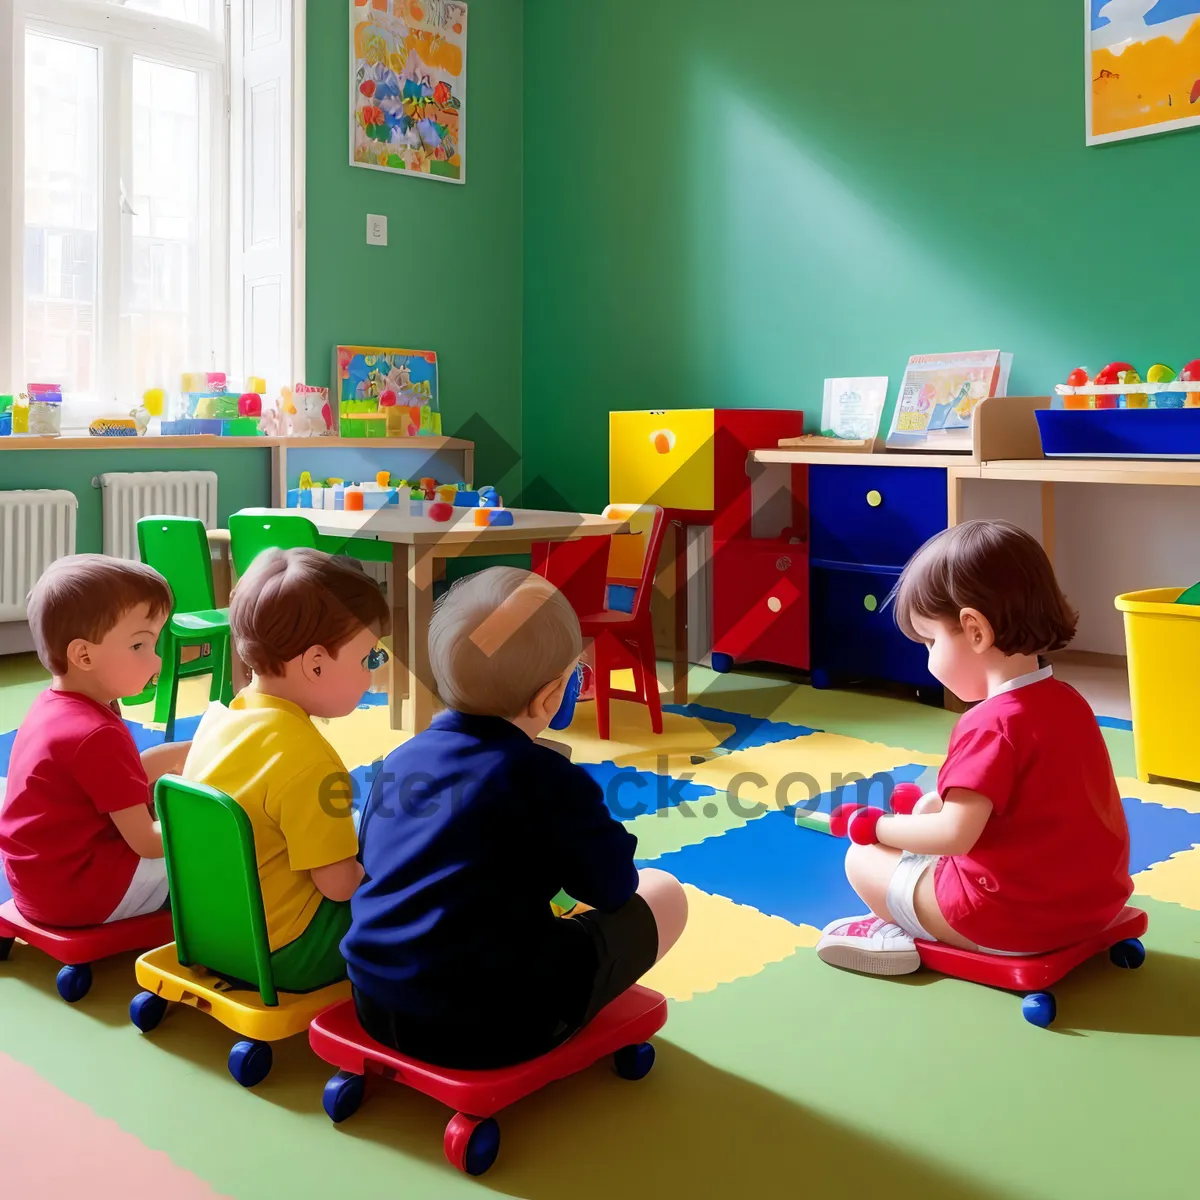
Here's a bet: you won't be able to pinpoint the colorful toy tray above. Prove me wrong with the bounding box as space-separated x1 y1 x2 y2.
1036 408 1200 460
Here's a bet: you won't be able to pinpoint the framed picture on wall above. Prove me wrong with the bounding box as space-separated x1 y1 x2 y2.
350 0 468 183
1087 2 1200 145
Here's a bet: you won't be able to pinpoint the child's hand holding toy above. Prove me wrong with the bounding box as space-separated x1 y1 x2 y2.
830 783 945 844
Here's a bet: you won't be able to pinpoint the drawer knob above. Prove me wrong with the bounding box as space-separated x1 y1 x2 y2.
866 489 883 508
767 596 782 613
863 594 878 612
775 556 791 571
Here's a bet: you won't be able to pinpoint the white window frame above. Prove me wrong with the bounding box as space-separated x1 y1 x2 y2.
0 0 305 431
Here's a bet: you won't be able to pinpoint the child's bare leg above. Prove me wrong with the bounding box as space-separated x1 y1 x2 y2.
844 841 904 921
636 867 688 962
911 866 979 951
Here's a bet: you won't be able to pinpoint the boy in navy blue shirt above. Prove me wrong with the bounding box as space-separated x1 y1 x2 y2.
343 566 688 1068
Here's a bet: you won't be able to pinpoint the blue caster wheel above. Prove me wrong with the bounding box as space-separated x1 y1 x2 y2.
711 652 734 674
445 1113 501 1176
55 963 92 1004
1021 991 1056 1027
228 1039 273 1088
0 936 14 962
322 1070 366 1123
810 668 832 690
129 991 169 1033
1110 937 1146 969
613 1041 656 1081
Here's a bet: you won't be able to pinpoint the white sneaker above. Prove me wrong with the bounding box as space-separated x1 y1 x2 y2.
816 915 921 976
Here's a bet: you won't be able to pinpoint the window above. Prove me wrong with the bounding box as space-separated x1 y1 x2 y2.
2 0 299 432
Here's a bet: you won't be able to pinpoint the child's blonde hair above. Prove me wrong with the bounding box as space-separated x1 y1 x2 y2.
428 566 582 718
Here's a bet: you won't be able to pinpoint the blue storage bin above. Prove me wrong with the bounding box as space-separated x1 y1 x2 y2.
810 564 937 690
809 465 947 569
1036 408 1200 459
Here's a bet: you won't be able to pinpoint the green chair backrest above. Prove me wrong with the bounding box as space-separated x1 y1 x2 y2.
138 515 216 613
228 510 320 578
156 775 278 1006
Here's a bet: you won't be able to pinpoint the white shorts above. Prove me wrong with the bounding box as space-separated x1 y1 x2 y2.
105 855 170 923
885 852 1030 955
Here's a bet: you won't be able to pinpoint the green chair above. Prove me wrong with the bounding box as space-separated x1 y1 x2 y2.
137 515 233 741
130 776 350 1087
229 508 391 577
156 775 278 1005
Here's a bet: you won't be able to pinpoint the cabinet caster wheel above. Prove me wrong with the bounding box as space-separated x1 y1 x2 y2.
711 652 734 674
810 668 832 690
445 1113 500 1176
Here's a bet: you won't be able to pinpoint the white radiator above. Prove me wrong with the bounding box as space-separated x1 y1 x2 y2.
0 490 79 621
99 471 219 560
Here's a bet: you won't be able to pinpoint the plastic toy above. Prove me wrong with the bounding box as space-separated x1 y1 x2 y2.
291 384 332 437
26 384 62 436
1181 360 1200 408
1093 362 1134 409
1063 367 1092 410
89 418 138 437
419 476 437 499
376 471 390 488
238 392 262 418
308 984 667 1175
345 489 365 512
0 899 173 1004
130 777 348 1087
916 907 1147 1027
428 501 453 521
474 508 514 527
246 375 266 394
478 486 500 508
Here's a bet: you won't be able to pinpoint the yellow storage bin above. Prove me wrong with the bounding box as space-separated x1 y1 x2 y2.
610 409 715 512
1115 586 1200 784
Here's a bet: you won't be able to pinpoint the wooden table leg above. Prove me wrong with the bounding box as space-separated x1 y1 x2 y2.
389 542 436 734
407 544 436 733
673 520 689 705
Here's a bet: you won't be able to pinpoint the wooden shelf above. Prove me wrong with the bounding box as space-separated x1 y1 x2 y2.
753 448 974 469
0 435 473 452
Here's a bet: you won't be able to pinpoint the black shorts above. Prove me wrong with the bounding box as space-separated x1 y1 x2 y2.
352 892 659 1070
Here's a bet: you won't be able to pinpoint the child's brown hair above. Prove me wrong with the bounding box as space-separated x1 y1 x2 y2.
892 520 1077 655
27 555 174 675
230 547 391 676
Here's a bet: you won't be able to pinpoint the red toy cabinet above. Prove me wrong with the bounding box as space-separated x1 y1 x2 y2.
710 537 809 671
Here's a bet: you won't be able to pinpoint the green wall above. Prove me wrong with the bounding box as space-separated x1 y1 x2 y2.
521 0 1200 512
0 449 271 554
306 0 524 500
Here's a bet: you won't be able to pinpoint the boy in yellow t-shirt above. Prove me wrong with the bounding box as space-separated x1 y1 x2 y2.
183 548 389 992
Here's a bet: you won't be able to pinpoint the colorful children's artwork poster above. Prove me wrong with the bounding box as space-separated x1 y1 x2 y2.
886 351 1011 452
349 0 468 182
1088 2 1200 145
333 346 441 437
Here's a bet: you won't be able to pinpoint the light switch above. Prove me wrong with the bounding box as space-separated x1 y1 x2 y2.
366 214 388 246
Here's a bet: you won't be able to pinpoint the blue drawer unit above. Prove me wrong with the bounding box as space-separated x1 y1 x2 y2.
810 564 938 692
809 465 947 569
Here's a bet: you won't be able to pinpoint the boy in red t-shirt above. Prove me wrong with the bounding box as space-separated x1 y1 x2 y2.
817 520 1133 975
0 555 191 927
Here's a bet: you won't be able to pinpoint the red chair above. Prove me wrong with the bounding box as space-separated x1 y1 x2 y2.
0 899 174 1004
916 906 1149 1027
309 984 668 1175
535 504 667 740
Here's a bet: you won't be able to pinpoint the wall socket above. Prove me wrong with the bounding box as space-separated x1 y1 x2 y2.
366 214 388 246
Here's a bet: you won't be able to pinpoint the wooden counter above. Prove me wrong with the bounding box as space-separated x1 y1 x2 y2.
0 435 472 451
